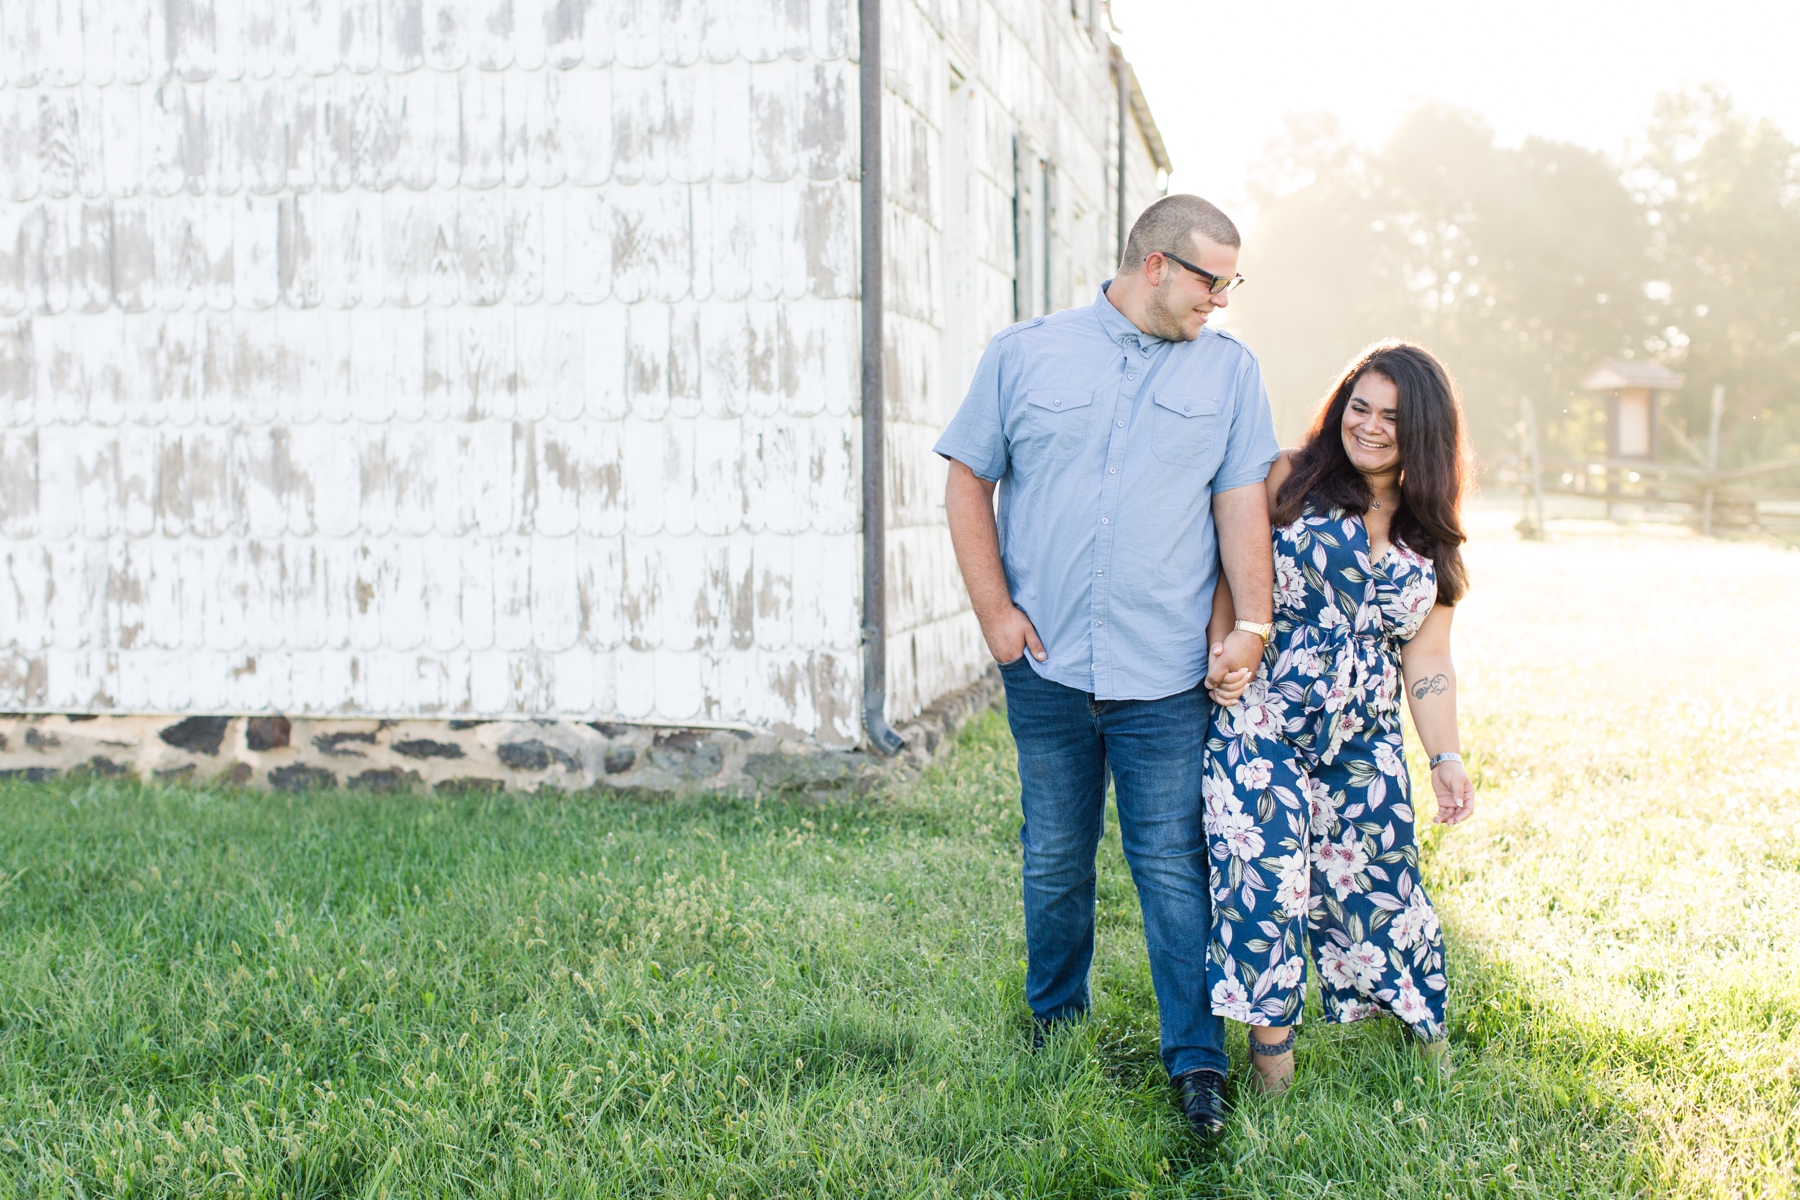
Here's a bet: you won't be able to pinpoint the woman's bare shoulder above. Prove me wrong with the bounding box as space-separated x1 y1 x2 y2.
1265 447 1301 494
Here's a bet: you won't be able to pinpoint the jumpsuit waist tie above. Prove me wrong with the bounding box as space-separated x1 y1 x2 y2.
1291 623 1404 764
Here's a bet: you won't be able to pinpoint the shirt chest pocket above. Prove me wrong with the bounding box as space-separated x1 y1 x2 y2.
1014 389 1096 463
1149 392 1223 470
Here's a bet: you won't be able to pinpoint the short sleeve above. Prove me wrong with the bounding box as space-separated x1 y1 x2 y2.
932 335 1010 482
1212 349 1281 492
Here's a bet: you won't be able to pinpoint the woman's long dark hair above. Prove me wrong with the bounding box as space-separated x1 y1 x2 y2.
1272 340 1469 604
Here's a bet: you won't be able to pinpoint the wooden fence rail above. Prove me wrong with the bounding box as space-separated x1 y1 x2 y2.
1505 400 1800 537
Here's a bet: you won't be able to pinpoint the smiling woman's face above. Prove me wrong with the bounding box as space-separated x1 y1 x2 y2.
1341 371 1402 476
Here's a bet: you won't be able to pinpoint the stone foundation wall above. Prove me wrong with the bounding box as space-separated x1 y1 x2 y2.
0 670 1002 799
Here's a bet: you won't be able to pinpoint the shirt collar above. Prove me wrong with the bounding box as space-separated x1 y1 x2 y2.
1095 280 1167 353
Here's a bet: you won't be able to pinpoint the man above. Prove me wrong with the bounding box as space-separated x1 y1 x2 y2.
935 195 1278 1138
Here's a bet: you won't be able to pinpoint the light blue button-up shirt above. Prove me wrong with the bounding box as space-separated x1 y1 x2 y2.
934 283 1280 701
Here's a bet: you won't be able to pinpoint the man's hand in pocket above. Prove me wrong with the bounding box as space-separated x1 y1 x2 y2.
983 605 1047 665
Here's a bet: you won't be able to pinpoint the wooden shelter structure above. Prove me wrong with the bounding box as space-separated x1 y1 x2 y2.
1581 358 1685 461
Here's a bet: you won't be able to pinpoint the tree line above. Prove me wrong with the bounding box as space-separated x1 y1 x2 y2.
1231 87 1800 472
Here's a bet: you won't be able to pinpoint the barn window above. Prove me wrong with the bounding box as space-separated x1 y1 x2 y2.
1012 139 1054 321
1038 159 1053 316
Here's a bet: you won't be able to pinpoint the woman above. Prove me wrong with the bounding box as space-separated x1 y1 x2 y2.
1202 340 1476 1095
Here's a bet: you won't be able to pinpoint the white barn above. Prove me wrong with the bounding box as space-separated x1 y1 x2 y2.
0 0 1168 788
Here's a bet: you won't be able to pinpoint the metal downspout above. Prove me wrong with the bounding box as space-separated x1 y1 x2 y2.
859 0 905 757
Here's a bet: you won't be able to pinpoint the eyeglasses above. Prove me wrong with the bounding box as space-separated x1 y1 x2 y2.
1157 251 1246 295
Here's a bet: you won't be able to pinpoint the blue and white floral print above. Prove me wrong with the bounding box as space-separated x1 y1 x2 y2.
1203 505 1448 1040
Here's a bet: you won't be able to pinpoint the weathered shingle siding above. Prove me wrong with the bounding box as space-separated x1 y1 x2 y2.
0 0 866 744
0 0 1160 749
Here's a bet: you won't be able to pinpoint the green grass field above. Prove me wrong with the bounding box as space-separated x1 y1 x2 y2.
2 517 1796 1198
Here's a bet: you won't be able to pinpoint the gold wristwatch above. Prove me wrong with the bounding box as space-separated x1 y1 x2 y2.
1234 620 1274 646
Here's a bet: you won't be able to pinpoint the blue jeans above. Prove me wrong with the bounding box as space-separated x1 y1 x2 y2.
1000 657 1228 1079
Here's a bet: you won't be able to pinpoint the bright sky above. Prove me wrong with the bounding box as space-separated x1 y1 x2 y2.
1111 0 1800 224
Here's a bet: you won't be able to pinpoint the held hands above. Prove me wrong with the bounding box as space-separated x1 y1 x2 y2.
984 604 1047 666
1204 629 1265 706
1206 644 1253 705
1430 759 1476 825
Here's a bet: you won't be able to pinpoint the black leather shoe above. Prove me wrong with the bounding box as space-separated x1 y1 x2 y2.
1172 1068 1229 1139
1029 1015 1080 1052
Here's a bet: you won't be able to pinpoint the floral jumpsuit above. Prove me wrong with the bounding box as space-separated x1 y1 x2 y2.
1203 505 1448 1041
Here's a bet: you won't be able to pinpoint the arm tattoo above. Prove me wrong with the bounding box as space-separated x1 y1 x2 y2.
1411 673 1449 699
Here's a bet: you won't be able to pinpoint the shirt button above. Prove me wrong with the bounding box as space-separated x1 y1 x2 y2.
1127 373 1136 380
1183 404 1192 413
1109 467 1117 474
1095 620 1104 627
1053 399 1062 407
1101 517 1109 524
1116 420 1125 427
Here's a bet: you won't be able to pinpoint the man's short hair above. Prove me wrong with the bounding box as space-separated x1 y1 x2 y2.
1120 194 1241 272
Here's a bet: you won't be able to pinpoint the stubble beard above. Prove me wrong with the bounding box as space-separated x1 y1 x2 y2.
1143 277 1206 342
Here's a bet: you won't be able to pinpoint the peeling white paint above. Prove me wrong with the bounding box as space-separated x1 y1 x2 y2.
0 0 1164 749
